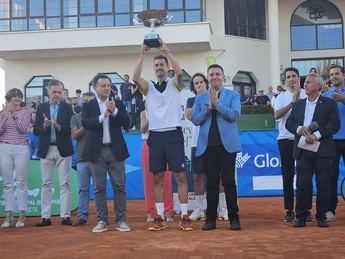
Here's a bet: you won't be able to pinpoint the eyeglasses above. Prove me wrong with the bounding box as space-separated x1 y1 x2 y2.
258 91 264 92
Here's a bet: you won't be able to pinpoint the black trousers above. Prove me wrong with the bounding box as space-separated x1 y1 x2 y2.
295 150 332 221
329 140 345 214
202 145 239 222
278 139 295 210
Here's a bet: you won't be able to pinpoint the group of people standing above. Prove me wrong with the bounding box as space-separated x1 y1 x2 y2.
1 38 343 232
275 65 344 227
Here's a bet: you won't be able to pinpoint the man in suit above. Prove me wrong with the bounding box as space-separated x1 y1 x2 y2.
34 79 74 227
192 64 242 231
286 73 340 228
82 73 130 233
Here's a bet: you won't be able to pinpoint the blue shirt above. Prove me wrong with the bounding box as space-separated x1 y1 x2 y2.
49 102 59 143
322 86 345 139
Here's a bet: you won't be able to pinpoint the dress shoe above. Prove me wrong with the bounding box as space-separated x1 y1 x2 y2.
317 219 329 228
293 218 306 228
36 218 52 227
202 221 216 231
229 219 241 230
284 210 295 222
62 217 73 226
73 218 87 227
306 211 315 222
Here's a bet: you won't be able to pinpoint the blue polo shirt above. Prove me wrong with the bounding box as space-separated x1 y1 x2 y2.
322 86 345 139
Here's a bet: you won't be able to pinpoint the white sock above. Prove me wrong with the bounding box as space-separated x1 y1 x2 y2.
195 195 204 210
155 203 165 218
218 192 227 211
180 203 188 217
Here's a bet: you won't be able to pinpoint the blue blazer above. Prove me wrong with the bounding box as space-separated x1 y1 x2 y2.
191 88 241 157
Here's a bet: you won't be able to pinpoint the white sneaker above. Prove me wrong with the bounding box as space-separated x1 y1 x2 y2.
218 207 229 221
325 211 336 222
92 221 107 233
16 215 25 228
116 221 131 232
146 214 155 223
165 214 174 222
1 217 14 228
189 208 205 221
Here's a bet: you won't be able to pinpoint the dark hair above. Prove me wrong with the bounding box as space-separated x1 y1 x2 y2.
153 55 169 66
47 79 64 89
124 74 129 77
83 91 95 97
189 73 209 94
330 64 345 74
92 73 112 88
284 67 300 79
75 89 81 94
309 67 317 73
5 88 23 101
72 97 77 100
30 102 37 109
207 64 224 74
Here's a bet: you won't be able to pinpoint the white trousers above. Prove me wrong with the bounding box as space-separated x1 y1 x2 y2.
40 146 71 218
0 144 30 212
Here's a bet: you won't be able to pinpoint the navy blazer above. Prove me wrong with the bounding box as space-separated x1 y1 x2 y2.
285 95 340 159
33 101 74 158
191 88 241 157
81 97 130 162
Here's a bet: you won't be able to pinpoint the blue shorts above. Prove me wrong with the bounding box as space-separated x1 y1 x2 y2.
148 128 185 174
191 147 204 174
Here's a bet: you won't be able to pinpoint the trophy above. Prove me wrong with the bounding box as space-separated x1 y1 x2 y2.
135 9 172 48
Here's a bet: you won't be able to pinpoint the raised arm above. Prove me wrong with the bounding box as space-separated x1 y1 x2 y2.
159 39 183 91
133 44 150 95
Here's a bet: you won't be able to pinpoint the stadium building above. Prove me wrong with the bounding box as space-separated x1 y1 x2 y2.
0 0 345 104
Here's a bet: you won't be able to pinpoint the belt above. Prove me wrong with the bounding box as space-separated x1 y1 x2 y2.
102 143 112 148
50 143 57 146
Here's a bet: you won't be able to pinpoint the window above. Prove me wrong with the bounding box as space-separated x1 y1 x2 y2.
12 0 26 17
224 0 266 40
46 0 60 17
29 0 44 17
291 57 344 78
291 0 343 50
232 71 257 96
98 0 112 13
0 0 10 19
0 0 203 31
25 75 54 105
80 0 95 14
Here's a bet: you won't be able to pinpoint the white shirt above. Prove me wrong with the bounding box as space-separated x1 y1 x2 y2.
297 94 321 140
274 89 306 140
145 78 182 131
96 96 118 144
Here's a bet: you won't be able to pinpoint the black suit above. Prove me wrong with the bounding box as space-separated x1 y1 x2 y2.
286 95 340 220
34 101 74 158
33 101 74 219
81 97 130 223
81 98 129 162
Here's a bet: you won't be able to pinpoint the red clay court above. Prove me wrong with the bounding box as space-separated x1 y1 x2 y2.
1 197 345 259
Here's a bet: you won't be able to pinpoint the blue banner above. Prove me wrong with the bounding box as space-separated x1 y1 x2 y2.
87 130 345 199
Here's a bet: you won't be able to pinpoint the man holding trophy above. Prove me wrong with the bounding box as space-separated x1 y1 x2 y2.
133 9 194 232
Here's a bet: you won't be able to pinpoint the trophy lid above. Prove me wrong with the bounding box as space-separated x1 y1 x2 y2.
136 9 171 27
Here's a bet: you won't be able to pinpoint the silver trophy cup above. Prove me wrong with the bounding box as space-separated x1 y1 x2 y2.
135 10 172 48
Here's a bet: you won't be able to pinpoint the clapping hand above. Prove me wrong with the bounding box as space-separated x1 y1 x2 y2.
43 114 51 128
105 97 116 113
209 88 219 109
